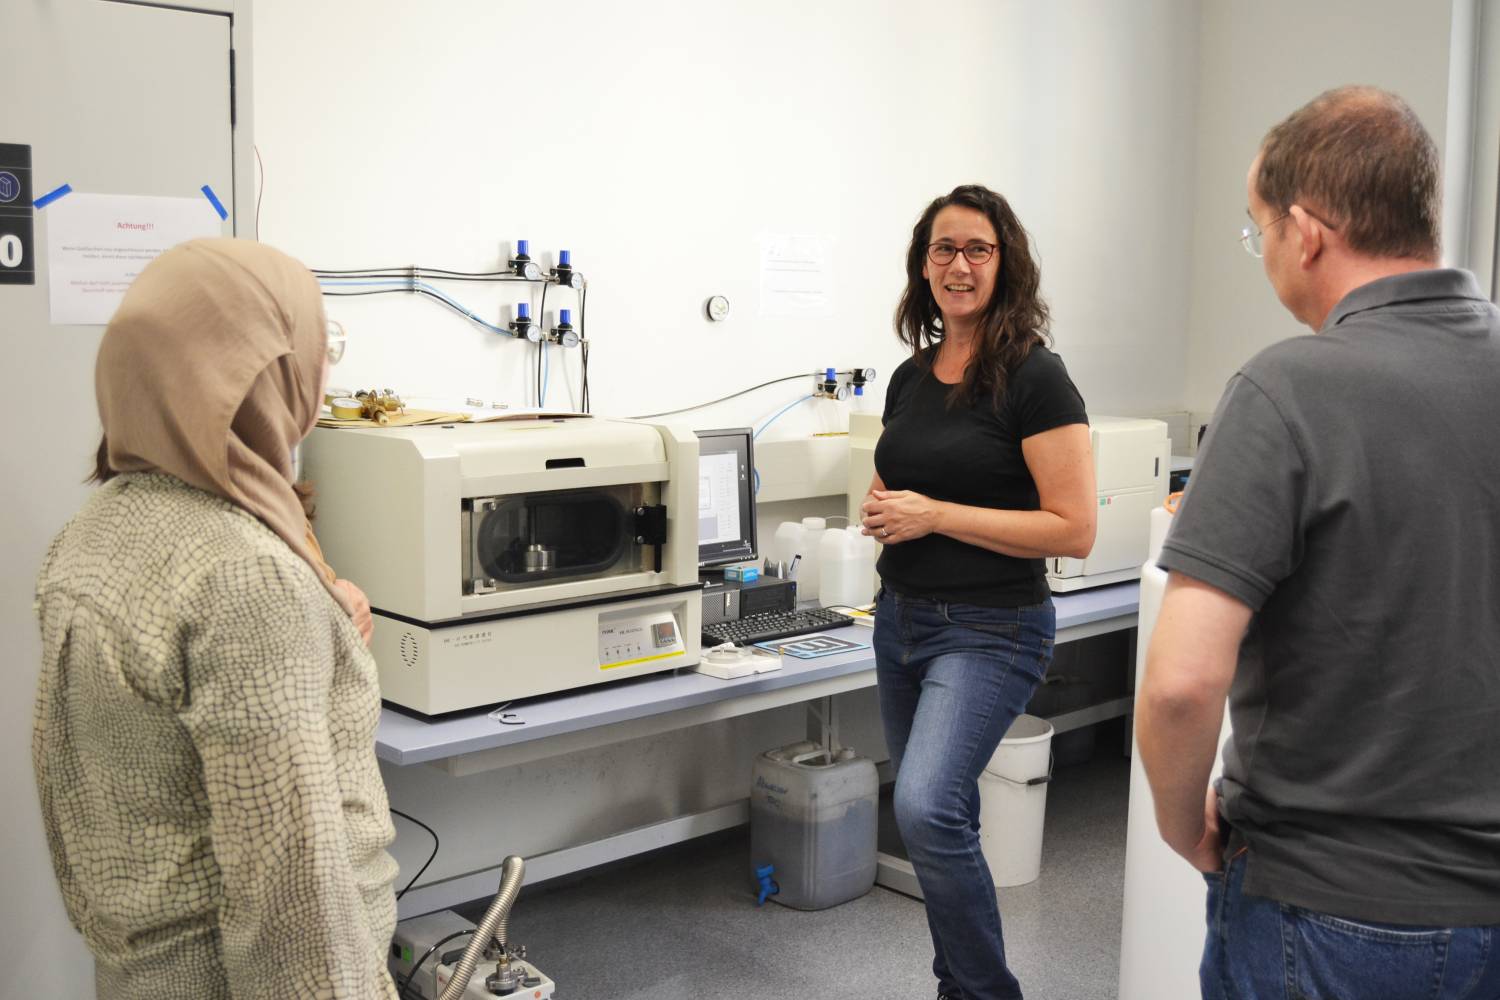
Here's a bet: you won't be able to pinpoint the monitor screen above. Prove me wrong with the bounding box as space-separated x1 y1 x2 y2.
694 427 756 568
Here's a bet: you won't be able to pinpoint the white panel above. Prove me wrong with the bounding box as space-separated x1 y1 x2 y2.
1181 0 1455 413
0 2 238 993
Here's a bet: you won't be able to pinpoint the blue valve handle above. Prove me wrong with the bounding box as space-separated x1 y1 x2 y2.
755 864 779 907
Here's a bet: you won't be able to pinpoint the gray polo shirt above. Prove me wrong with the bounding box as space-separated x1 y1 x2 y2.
1159 269 1500 926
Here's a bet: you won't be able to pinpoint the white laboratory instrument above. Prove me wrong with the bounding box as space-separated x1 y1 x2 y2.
1047 416 1170 592
1117 504 1232 999
300 418 702 714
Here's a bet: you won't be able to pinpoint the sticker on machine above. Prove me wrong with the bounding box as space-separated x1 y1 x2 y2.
440 628 495 649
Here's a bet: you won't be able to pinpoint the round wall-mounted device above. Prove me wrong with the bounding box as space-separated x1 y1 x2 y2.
705 295 730 322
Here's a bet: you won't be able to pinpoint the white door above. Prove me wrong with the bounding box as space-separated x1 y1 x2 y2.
0 1 238 994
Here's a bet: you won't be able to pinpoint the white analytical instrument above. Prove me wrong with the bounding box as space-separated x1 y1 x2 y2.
301 418 702 714
1046 416 1170 592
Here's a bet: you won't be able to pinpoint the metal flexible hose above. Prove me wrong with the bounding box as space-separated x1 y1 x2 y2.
437 855 525 1000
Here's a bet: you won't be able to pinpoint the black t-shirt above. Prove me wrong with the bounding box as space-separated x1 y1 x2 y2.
874 344 1088 607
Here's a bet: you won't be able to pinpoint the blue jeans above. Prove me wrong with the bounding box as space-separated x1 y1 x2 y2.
874 588 1055 1000
1202 851 1500 999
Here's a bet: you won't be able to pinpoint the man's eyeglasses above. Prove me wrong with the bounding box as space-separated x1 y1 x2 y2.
1239 212 1289 258
927 242 997 266
326 320 347 366
1239 207 1337 258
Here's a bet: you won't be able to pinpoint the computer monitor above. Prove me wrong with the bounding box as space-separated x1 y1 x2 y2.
694 427 757 569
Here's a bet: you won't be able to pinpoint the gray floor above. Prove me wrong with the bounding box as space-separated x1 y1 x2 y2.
456 751 1130 1000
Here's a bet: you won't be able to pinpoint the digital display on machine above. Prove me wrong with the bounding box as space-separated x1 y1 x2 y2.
652 620 677 648
694 427 757 568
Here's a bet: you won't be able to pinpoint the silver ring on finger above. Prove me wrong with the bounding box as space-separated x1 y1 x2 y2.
880 527 890 538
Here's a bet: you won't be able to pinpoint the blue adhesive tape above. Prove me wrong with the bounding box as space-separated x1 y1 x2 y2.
33 183 72 209
200 185 228 220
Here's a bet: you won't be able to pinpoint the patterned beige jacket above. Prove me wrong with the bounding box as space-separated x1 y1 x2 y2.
33 473 399 999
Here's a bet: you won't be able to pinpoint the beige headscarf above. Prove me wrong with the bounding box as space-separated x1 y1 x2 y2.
96 237 354 616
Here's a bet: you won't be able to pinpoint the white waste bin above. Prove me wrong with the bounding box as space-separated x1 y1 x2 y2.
978 713 1054 887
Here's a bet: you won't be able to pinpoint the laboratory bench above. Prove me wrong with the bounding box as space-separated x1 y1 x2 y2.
379 581 1140 914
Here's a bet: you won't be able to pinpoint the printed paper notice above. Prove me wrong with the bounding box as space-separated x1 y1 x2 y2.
46 193 225 326
759 234 832 317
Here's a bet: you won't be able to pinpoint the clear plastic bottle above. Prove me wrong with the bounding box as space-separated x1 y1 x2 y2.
794 516 827 599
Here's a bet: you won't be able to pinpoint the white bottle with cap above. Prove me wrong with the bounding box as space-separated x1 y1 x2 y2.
794 516 827 599
771 520 803 577
820 525 878 607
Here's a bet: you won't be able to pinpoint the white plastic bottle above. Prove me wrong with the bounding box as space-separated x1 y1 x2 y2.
771 521 802 575
817 527 853 606
849 526 878 604
820 525 878 607
794 516 827 599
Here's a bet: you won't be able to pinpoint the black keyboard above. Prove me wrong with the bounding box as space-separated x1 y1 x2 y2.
702 607 855 647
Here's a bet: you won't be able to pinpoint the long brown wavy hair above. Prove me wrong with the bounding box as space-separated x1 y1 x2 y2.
894 184 1050 409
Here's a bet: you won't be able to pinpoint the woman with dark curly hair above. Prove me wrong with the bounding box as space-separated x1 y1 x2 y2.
860 185 1096 1000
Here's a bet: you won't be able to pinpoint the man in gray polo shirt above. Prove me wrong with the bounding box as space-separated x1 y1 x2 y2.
1138 85 1500 999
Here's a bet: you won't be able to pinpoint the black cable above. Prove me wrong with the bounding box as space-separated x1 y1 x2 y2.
315 271 536 284
253 145 264 241
536 282 549 406
579 283 589 413
312 266 532 279
399 928 475 1000
627 370 861 420
389 808 439 902
581 339 590 413
320 286 516 338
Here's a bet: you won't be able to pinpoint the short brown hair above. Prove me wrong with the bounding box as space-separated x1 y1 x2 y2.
1256 85 1440 260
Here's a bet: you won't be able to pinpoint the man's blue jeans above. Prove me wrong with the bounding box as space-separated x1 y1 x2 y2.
874 588 1055 1000
1202 851 1500 999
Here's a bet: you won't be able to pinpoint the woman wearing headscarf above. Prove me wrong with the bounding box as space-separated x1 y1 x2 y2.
32 239 399 999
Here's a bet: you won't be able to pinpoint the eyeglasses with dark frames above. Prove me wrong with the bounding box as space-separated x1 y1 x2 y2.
927 242 998 266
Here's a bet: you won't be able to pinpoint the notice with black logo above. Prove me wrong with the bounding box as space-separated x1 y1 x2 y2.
0 143 35 285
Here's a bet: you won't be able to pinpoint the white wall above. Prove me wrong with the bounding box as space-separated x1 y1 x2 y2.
253 0 1199 432
251 0 1205 895
1180 0 1455 415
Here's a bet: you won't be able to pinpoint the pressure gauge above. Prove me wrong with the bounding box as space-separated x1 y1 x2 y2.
510 240 542 281
562 270 584 290
705 295 730 322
